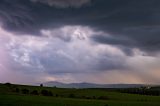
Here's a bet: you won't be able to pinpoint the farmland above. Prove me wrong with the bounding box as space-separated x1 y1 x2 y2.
0 83 160 106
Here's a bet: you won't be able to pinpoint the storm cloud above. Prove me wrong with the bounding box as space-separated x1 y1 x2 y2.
0 0 160 55
0 0 160 84
30 0 91 8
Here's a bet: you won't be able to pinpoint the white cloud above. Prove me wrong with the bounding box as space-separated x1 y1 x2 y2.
41 25 102 41
1 25 160 84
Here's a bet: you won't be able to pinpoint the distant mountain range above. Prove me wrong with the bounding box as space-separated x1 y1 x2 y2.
42 81 146 88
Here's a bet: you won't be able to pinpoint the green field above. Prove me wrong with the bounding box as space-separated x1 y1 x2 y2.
0 83 160 106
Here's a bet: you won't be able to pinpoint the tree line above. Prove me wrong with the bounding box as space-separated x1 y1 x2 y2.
118 87 160 96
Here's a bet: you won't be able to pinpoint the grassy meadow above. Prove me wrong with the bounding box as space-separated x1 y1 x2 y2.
0 83 160 106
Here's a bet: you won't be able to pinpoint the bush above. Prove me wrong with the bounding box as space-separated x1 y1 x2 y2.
21 89 29 94
41 90 48 96
98 96 109 100
4 83 13 88
68 93 75 98
48 91 53 96
31 90 39 95
55 94 59 97
92 96 96 99
81 96 92 99
15 88 20 93
85 96 92 99
41 90 53 96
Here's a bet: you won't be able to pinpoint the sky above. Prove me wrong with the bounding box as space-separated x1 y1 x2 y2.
0 0 160 85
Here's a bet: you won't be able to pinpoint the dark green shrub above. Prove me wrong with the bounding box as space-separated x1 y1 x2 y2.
48 91 53 96
31 90 39 95
15 88 20 93
55 94 59 97
68 93 75 98
21 89 29 94
41 90 53 96
98 96 109 100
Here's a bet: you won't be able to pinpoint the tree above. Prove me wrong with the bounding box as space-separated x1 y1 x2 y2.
40 84 43 87
4 82 11 86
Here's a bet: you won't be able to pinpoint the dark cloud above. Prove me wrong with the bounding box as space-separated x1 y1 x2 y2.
89 0 160 55
0 0 35 34
1 0 160 55
30 0 91 8
1 0 160 84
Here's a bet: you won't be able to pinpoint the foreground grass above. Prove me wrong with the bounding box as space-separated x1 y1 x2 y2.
0 84 160 106
1 94 160 106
